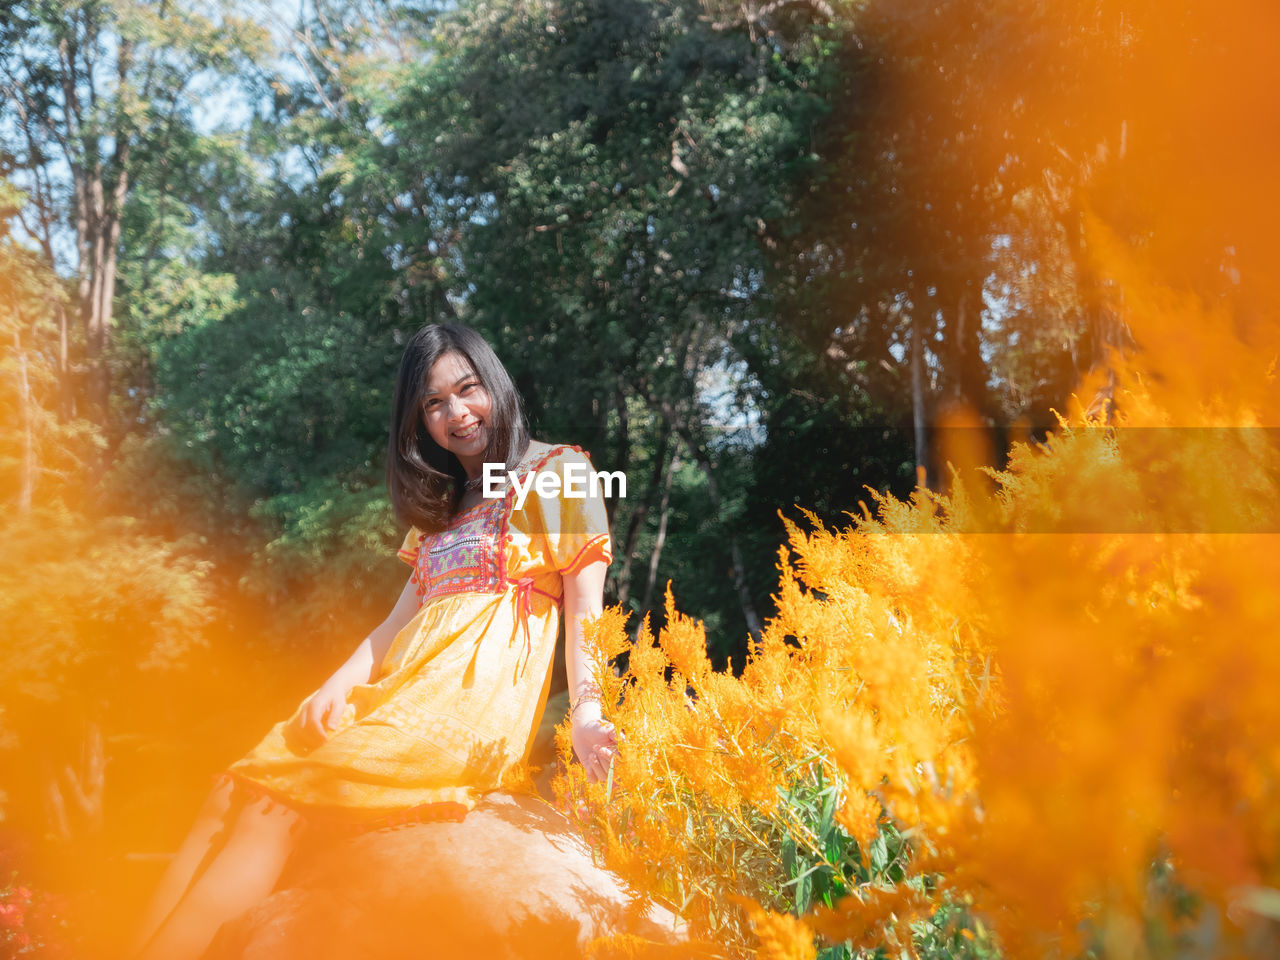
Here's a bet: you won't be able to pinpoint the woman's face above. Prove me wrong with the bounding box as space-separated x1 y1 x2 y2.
422 351 492 474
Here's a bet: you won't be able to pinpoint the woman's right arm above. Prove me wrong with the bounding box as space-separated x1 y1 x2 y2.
298 574 420 744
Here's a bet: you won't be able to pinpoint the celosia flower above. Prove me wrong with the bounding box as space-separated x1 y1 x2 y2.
808 885 931 953
657 586 712 685
739 901 816 960
0 901 24 928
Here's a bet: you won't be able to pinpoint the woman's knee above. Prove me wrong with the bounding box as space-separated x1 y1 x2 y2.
190 778 237 830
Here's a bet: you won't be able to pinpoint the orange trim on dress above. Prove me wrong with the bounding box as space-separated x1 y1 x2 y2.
507 574 564 674
557 533 613 575
212 771 469 833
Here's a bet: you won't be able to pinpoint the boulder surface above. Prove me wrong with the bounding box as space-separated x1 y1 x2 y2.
204 791 685 960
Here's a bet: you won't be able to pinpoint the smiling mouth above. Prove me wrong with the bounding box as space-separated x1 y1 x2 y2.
452 422 483 440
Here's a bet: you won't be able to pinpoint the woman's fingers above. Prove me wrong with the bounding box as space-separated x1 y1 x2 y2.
301 695 333 744
297 699 314 734
585 742 617 782
572 720 620 782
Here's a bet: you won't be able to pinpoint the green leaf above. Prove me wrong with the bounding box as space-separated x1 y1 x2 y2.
819 785 837 841
795 870 812 914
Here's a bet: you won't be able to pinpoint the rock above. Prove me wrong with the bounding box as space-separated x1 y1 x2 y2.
204 792 685 960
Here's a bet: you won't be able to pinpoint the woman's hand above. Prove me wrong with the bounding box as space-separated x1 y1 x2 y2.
571 715 618 784
292 573 419 749
297 675 355 747
563 559 613 783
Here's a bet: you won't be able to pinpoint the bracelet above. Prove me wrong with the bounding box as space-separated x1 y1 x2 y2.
569 683 602 718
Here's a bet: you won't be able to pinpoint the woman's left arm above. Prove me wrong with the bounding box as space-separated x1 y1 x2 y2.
562 558 616 783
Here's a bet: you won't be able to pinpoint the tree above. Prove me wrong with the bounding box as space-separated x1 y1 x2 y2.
0 0 265 427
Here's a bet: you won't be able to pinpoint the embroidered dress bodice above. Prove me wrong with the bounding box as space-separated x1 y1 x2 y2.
410 497 508 605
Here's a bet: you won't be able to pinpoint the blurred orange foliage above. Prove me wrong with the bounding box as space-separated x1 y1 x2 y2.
560 348 1279 959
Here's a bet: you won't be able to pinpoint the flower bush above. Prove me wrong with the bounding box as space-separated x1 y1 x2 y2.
555 229 1280 959
554 543 994 960
0 856 68 959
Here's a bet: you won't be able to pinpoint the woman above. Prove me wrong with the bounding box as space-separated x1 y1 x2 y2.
132 324 618 960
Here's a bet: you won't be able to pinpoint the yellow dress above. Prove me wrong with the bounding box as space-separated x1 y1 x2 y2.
221 444 613 830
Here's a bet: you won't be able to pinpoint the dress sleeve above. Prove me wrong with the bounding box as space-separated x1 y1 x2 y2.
533 448 614 574
397 526 424 566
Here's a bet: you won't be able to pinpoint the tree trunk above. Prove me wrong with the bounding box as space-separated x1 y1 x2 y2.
934 284 993 492
614 418 674 609
910 315 928 487
1051 121 1134 423
16 332 35 512
946 285 985 412
84 168 109 416
57 299 73 420
636 440 680 628
94 136 131 419
60 31 95 418
86 38 132 421
727 537 760 642
58 25 133 424
611 383 628 505
1065 209 1132 421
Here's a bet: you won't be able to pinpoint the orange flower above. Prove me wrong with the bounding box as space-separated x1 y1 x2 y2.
658 585 713 685
739 901 816 960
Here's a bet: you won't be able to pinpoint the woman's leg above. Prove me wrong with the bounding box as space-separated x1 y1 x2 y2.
135 794 304 960
128 778 238 955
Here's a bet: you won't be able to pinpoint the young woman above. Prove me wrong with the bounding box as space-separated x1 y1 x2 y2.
131 323 618 960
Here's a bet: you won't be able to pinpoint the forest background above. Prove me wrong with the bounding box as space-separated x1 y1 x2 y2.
1 0 1277 956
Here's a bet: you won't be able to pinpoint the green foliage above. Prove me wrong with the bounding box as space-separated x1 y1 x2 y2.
395 0 835 395
768 763 998 960
7 0 1134 662
113 0 869 655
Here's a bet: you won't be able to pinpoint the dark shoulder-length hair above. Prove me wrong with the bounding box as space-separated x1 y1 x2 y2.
386 324 529 533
